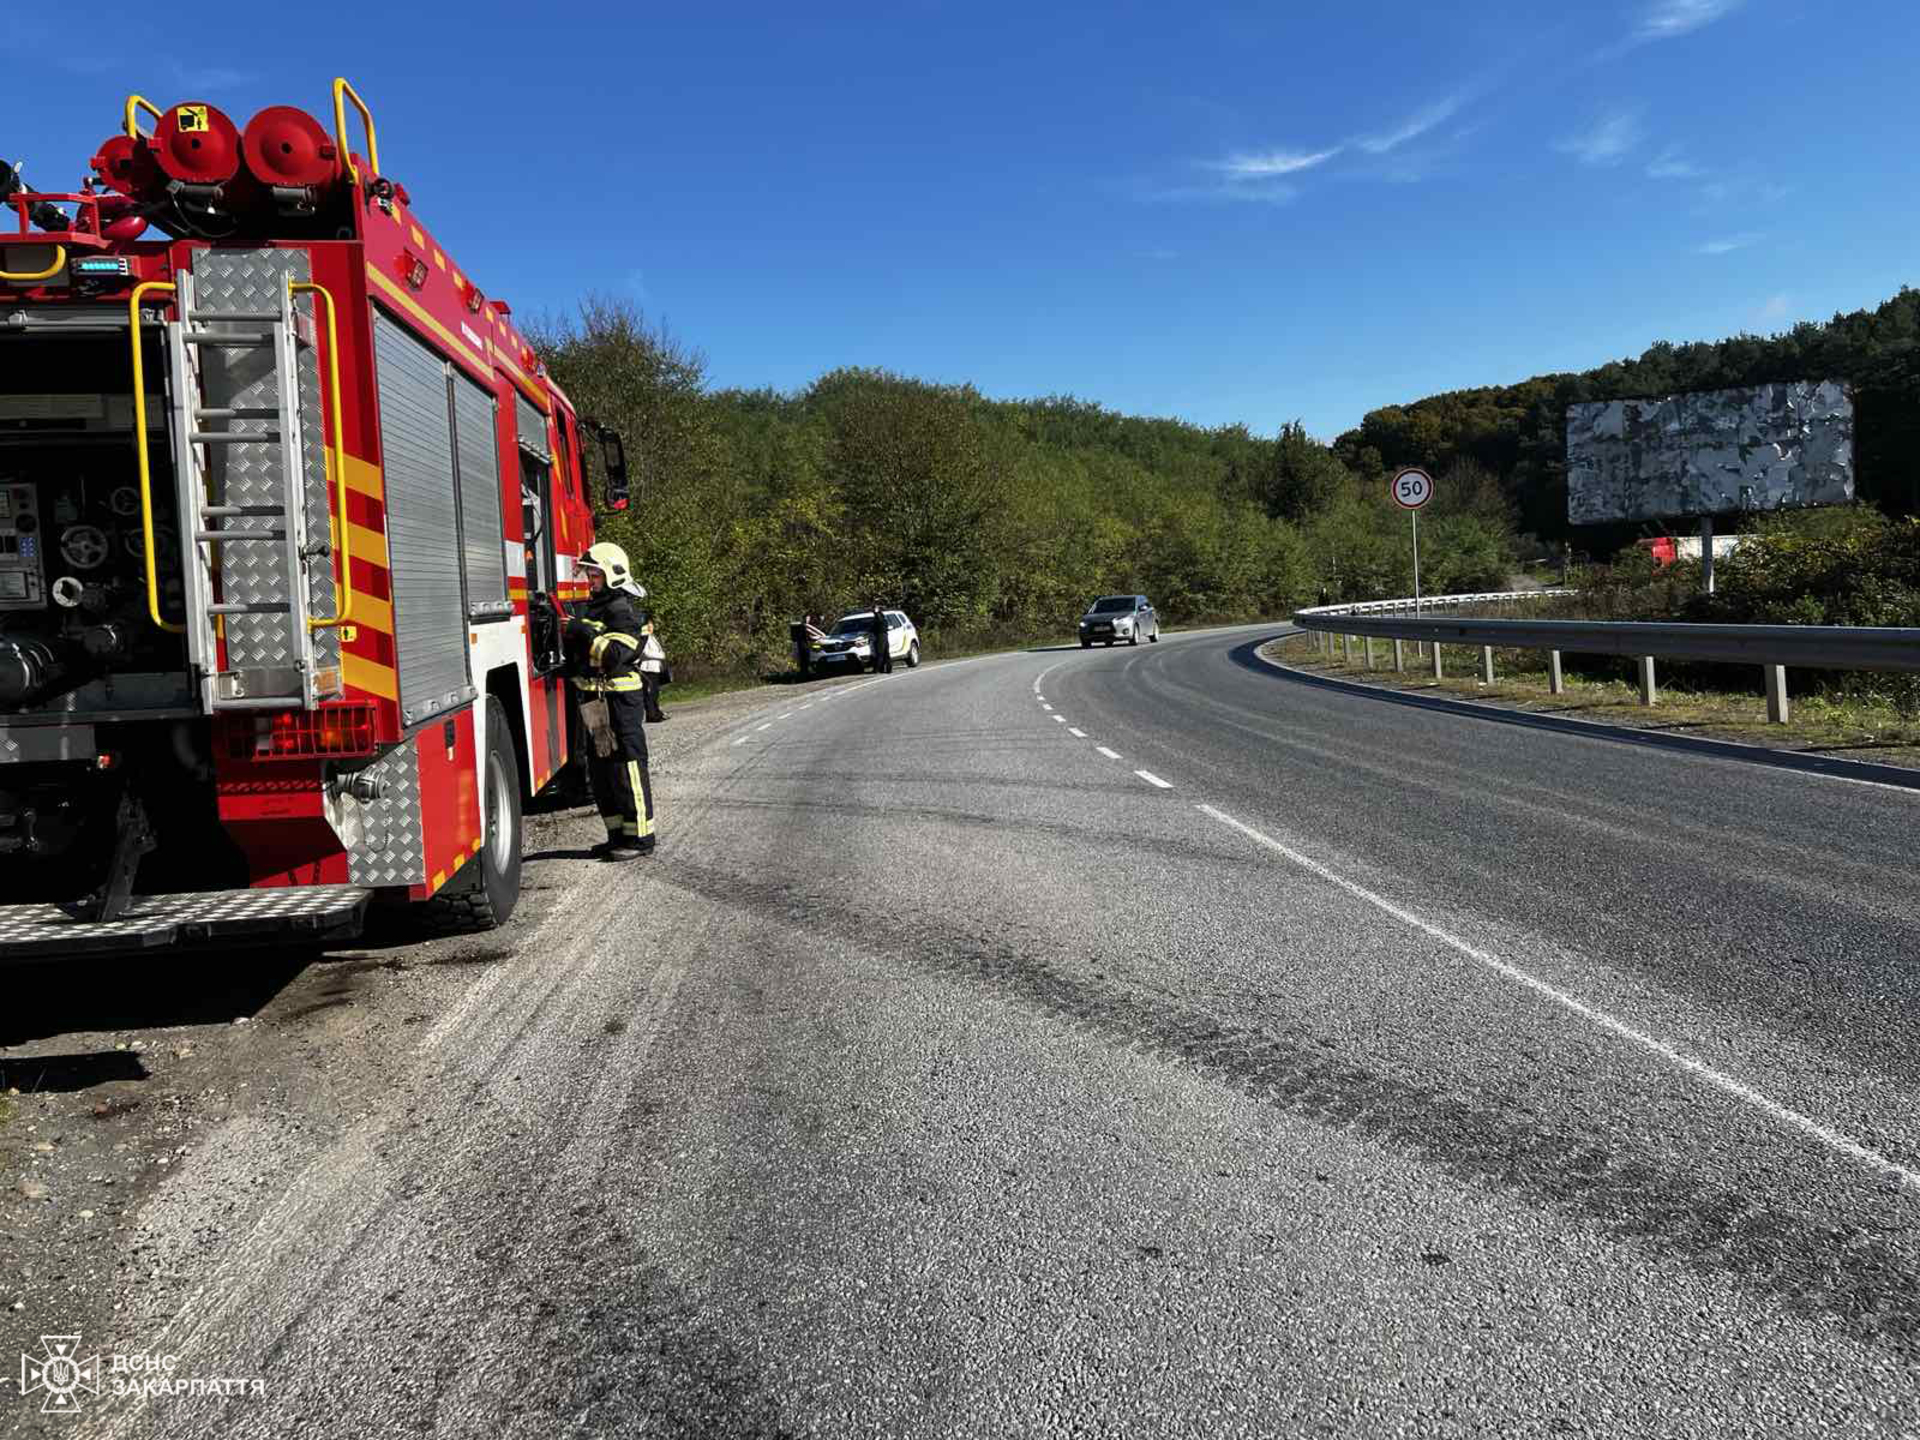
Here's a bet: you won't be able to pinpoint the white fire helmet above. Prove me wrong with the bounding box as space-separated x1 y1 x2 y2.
581 541 644 598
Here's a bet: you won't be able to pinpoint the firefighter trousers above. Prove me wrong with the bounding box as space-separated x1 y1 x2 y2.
588 750 656 848
578 687 656 850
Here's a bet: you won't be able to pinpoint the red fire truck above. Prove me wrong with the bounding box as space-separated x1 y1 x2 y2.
0 80 623 956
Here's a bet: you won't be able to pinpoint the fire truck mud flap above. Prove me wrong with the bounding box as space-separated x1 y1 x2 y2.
0 886 373 960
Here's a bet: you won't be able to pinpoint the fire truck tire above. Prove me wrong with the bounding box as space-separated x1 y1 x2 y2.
429 697 523 931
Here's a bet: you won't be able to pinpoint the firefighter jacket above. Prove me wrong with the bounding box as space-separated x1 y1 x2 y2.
564 592 651 759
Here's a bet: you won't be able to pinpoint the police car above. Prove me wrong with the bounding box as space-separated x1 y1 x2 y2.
813 610 921 672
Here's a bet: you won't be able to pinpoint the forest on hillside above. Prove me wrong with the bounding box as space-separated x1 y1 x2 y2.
533 288 1920 680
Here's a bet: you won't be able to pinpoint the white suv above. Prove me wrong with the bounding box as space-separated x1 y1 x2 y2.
815 610 921 672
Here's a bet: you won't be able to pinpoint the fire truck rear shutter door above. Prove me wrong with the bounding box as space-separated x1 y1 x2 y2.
451 375 509 617
373 310 473 725
515 395 551 462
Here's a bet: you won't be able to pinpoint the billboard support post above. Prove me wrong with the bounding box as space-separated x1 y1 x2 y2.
1701 515 1715 595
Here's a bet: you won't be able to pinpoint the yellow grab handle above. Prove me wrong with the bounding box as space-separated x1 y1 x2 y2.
129 281 184 635
291 280 353 630
124 95 162 140
0 245 67 283
331 78 379 185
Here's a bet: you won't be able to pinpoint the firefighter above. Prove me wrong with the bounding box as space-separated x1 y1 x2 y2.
559 542 657 860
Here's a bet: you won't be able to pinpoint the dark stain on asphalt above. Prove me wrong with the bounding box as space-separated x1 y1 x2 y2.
700 794 1257 869
497 1257 802 1438
657 860 1920 1358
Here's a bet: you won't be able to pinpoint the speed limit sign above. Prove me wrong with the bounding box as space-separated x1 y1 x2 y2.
1391 467 1434 509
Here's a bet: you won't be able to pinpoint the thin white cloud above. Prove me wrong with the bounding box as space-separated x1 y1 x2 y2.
1204 147 1342 180
1647 146 1703 180
1696 232 1763 255
1147 179 1300 205
1636 0 1744 42
1358 95 1465 155
1554 109 1646 166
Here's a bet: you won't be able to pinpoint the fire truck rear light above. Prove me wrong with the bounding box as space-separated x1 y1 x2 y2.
232 704 378 760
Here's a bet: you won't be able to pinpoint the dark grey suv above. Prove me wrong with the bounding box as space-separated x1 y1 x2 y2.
1078 594 1159 647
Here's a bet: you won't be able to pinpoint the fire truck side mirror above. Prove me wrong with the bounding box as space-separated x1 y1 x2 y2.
599 431 630 513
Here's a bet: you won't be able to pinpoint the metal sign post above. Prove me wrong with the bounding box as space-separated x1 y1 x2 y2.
1391 467 1434 612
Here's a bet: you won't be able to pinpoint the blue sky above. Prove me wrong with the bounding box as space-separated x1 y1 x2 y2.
11 1 1917 439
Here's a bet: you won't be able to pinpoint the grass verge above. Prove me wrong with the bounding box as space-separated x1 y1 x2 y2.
1268 632 1920 769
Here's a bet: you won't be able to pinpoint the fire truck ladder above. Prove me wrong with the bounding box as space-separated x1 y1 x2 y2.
163 270 339 712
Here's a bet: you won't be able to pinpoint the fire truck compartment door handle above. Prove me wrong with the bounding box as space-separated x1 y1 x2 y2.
0 245 66 283
129 279 185 635
291 280 353 632
332 78 380 185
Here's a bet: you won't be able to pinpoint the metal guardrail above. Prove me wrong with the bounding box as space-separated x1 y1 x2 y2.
1290 588 1920 723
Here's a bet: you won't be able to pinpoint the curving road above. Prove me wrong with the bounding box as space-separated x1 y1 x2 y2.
63 623 1920 1438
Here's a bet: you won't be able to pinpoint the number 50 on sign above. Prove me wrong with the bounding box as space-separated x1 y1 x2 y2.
1392 468 1433 510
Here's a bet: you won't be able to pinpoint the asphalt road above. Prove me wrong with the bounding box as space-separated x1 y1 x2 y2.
45 624 1920 1438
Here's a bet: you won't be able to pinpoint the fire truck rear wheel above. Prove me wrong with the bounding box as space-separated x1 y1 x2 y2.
431 696 523 931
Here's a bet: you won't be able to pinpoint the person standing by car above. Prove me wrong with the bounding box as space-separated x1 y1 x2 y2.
790 617 813 679
634 590 669 724
869 601 893 674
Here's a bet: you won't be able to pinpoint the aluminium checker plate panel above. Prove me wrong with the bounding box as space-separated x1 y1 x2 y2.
187 249 341 680
0 886 371 959
328 734 429 888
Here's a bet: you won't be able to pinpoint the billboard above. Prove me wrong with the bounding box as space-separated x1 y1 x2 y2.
1566 381 1854 525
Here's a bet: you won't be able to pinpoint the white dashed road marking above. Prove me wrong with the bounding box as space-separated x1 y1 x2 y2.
731 736 751 746
1096 747 1121 760
1068 728 1086 738
756 723 772 731
1135 771 1172 789
1196 802 1920 1195
1052 715 1066 723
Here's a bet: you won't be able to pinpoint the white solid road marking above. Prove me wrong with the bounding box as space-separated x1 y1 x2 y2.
1135 770 1173 789
1096 746 1122 760
1068 728 1086 738
1197 802 1920 1195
